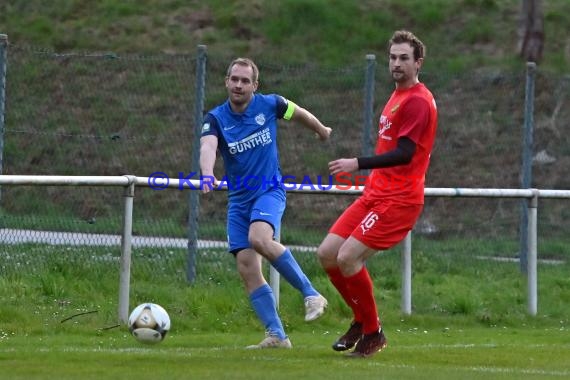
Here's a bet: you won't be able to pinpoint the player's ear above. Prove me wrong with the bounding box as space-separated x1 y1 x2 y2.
415 58 424 75
253 80 259 92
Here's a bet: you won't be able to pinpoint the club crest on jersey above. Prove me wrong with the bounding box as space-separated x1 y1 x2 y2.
378 115 392 140
255 113 266 126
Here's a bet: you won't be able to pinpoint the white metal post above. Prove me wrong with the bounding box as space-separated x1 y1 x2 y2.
270 265 280 309
270 228 281 308
118 176 136 323
527 190 538 316
401 231 412 315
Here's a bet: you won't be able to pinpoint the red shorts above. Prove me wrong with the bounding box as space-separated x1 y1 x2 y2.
329 197 423 251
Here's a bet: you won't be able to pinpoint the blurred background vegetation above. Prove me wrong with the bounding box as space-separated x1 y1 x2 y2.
1 0 569 72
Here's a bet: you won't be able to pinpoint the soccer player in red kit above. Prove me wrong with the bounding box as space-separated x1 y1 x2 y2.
317 30 438 358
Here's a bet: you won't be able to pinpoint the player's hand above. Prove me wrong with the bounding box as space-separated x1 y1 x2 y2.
328 158 358 175
316 126 332 141
201 175 220 194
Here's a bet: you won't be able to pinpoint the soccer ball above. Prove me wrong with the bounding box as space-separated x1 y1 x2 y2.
128 303 171 344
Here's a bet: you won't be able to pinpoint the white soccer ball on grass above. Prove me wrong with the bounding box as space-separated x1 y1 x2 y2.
128 303 171 344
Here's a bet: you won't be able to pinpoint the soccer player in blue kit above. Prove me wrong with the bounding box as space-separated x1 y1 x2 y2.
200 58 332 349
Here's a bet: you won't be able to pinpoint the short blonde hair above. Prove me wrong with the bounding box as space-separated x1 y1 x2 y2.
226 58 259 83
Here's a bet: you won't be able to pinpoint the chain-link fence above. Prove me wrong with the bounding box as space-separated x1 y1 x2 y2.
1 41 569 284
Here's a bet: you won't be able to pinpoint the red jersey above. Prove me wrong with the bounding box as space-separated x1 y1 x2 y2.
363 82 437 204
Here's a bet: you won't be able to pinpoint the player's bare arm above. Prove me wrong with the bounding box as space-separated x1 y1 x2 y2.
290 105 332 141
199 135 220 193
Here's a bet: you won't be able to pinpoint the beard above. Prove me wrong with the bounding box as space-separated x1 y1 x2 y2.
391 71 407 82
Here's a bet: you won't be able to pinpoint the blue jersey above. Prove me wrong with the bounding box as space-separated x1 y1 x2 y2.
201 93 291 203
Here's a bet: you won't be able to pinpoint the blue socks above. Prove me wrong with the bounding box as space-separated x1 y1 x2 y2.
249 284 287 340
271 248 319 298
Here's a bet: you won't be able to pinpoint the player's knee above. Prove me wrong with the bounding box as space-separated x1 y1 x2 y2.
317 234 344 259
248 234 270 254
317 243 337 268
337 251 360 275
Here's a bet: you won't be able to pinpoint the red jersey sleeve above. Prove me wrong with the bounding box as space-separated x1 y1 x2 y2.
397 96 431 144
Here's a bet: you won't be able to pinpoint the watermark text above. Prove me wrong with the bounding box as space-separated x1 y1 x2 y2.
147 172 423 192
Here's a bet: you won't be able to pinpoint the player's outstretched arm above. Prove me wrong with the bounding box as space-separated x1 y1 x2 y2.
290 105 332 141
328 137 416 175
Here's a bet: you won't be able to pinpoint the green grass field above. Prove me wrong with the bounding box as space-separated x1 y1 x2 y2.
4 327 569 379
1 240 569 379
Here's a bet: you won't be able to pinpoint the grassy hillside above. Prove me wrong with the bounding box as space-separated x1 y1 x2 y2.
1 0 570 72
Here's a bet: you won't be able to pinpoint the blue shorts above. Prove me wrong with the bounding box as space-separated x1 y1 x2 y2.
227 188 286 254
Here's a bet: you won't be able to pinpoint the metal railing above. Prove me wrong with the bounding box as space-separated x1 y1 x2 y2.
2 174 569 321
